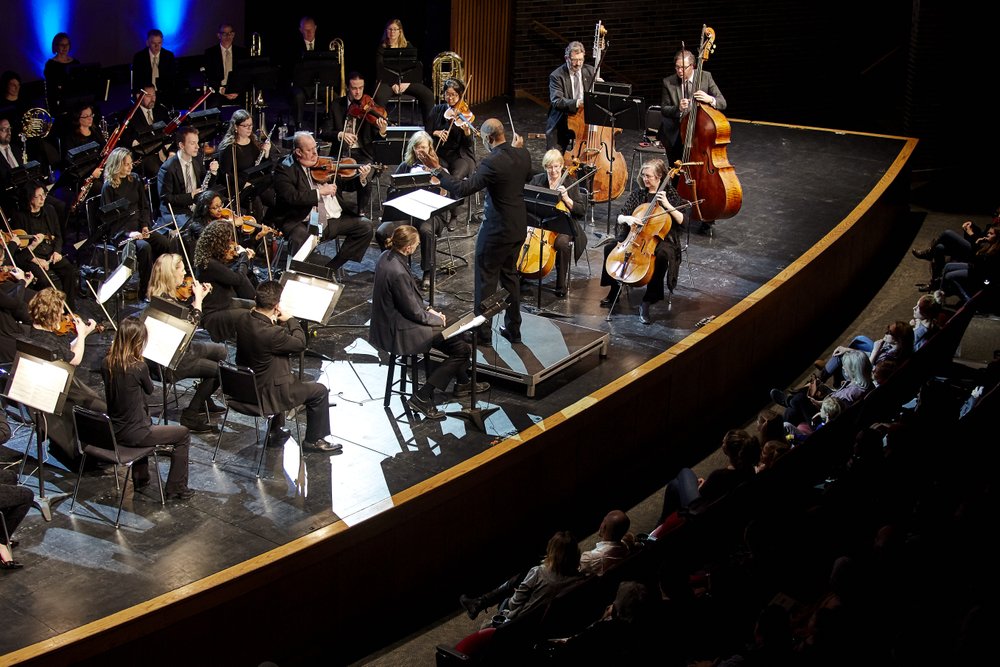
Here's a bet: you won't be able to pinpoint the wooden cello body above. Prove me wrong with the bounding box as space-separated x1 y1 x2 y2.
674 26 742 222
604 182 675 287
516 227 558 279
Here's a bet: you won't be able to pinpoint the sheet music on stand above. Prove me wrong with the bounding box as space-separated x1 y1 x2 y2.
139 297 197 370
292 233 320 262
384 188 459 221
442 313 487 340
2 350 74 416
278 271 344 325
96 261 134 303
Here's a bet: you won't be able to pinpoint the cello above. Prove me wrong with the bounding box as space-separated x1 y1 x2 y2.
562 21 626 204
674 26 742 222
604 164 680 286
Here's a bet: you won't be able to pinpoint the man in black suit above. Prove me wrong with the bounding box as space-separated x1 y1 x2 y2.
265 131 374 270
545 41 597 153
435 118 532 344
369 225 485 420
157 126 218 223
0 117 25 207
132 29 177 107
235 280 342 452
658 48 726 166
288 16 326 131
125 85 171 180
203 23 248 104
328 72 383 215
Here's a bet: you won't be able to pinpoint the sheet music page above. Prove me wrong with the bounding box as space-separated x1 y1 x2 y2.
97 262 134 303
280 279 337 322
384 188 455 221
142 316 186 367
6 357 69 413
292 233 320 262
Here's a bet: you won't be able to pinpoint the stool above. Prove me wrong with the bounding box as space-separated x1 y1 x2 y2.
382 353 428 407
386 94 419 126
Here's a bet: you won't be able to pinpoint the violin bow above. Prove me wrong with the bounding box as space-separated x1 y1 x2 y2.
167 203 198 280
84 281 118 332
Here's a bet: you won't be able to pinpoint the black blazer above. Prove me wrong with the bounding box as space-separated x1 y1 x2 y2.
131 48 177 96
330 96 384 163
203 44 250 93
438 142 533 244
234 310 306 415
157 154 209 219
102 360 155 446
545 63 597 150
369 249 443 355
0 137 25 187
265 154 354 230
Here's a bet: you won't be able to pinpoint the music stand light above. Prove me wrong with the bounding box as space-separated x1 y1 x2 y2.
8 160 42 187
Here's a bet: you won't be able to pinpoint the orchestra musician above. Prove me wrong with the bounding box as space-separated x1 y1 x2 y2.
235 279 343 453
146 253 227 433
131 29 177 106
370 225 487 420
287 16 324 132
527 150 587 298
18 287 106 460
600 159 687 325
433 119 532 345
203 23 248 104
157 126 219 225
376 131 447 291
427 78 477 230
193 219 256 343
372 19 435 126
0 118 26 203
329 72 383 215
43 32 79 113
101 147 171 300
265 131 374 271
102 316 193 501
12 183 80 309
124 85 171 180
0 265 34 366
545 41 597 153
216 109 273 220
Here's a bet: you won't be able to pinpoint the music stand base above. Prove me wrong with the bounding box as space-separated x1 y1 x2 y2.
522 304 572 319
33 493 69 522
447 405 499 433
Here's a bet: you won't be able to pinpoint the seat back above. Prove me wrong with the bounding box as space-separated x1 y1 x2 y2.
72 405 121 463
218 361 265 416
643 105 662 140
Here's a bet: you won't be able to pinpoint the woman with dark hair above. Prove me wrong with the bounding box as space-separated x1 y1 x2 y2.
426 78 476 229
194 220 255 342
372 18 435 126
13 182 79 308
102 316 193 500
61 103 106 156
215 109 272 218
146 253 227 432
1 71 28 131
44 32 79 112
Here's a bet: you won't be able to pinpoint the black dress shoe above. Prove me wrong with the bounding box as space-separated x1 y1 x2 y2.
203 398 227 414
454 381 490 398
499 326 522 345
167 488 195 501
304 438 344 453
769 389 788 407
406 396 446 420
638 302 652 324
459 594 484 620
180 412 217 433
911 246 933 260
554 287 566 298
600 287 620 307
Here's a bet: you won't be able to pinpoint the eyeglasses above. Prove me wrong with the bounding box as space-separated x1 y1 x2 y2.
238 122 253 128
219 31 235 37
79 113 94 119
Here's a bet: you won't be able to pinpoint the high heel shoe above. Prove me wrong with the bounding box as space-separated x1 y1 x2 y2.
1 544 23 569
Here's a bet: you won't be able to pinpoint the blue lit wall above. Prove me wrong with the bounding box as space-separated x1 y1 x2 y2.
1 0 243 82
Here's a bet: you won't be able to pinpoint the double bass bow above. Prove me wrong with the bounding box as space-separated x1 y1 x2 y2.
674 26 742 222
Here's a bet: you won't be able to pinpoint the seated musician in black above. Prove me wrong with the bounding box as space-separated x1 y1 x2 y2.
13 183 80 309
426 78 478 229
600 159 686 325
101 147 172 300
265 131 374 270
369 225 486 420
0 265 34 365
157 126 219 226
527 149 587 298
147 253 228 432
328 72 384 216
376 131 447 291
215 109 273 221
193 220 256 343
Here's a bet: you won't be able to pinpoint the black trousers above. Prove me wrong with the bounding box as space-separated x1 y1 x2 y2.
475 234 521 338
125 424 191 494
0 470 33 545
283 214 374 269
425 332 471 391
271 380 331 443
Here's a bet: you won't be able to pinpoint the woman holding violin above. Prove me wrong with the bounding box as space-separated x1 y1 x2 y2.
101 147 171 300
427 78 477 230
372 19 435 126
194 219 256 342
216 109 273 220
146 253 227 432
525 150 587 298
377 131 447 291
12 182 80 309
600 158 687 324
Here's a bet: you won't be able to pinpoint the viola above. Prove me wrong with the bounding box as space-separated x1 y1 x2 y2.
2 229 55 248
443 101 475 129
347 95 388 126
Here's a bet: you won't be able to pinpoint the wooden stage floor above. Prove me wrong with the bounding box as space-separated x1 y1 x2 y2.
0 99 912 660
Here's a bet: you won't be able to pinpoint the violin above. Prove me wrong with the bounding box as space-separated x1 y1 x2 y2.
219 209 281 238
347 95 388 126
54 314 106 336
443 101 475 129
175 275 194 301
2 229 55 248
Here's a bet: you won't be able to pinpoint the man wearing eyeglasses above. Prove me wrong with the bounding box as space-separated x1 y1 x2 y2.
658 49 727 168
545 41 597 153
203 23 248 103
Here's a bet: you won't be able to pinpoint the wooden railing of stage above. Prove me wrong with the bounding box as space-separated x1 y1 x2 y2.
450 0 512 105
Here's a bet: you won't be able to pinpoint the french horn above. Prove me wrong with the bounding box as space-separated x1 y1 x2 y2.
21 108 54 139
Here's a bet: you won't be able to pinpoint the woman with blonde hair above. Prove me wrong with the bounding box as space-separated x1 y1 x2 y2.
372 18 435 125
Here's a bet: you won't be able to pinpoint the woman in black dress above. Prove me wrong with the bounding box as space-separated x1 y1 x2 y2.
102 316 193 500
215 109 272 220
44 32 79 113
426 78 477 229
13 182 79 308
194 220 256 342
372 19 435 126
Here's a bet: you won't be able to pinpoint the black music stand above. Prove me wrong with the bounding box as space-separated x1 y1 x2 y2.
383 181 461 307
522 185 575 318
584 87 643 231
442 289 509 433
2 340 74 521
278 264 347 368
63 141 101 180
132 121 169 158
381 48 420 125
185 108 222 144
140 297 197 424
7 160 43 188
294 52 342 135
232 57 280 127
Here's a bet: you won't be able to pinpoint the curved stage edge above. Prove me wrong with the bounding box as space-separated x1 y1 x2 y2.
5 123 918 666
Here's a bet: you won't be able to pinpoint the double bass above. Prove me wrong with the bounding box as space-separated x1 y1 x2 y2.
563 21 626 203
674 26 742 222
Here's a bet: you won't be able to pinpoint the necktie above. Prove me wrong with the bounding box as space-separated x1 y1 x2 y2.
151 54 159 88
575 72 584 103
223 48 231 85
1 145 16 168
145 108 154 125
184 161 195 193
307 41 313 51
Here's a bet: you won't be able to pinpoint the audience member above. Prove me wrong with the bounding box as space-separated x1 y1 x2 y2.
579 510 633 576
